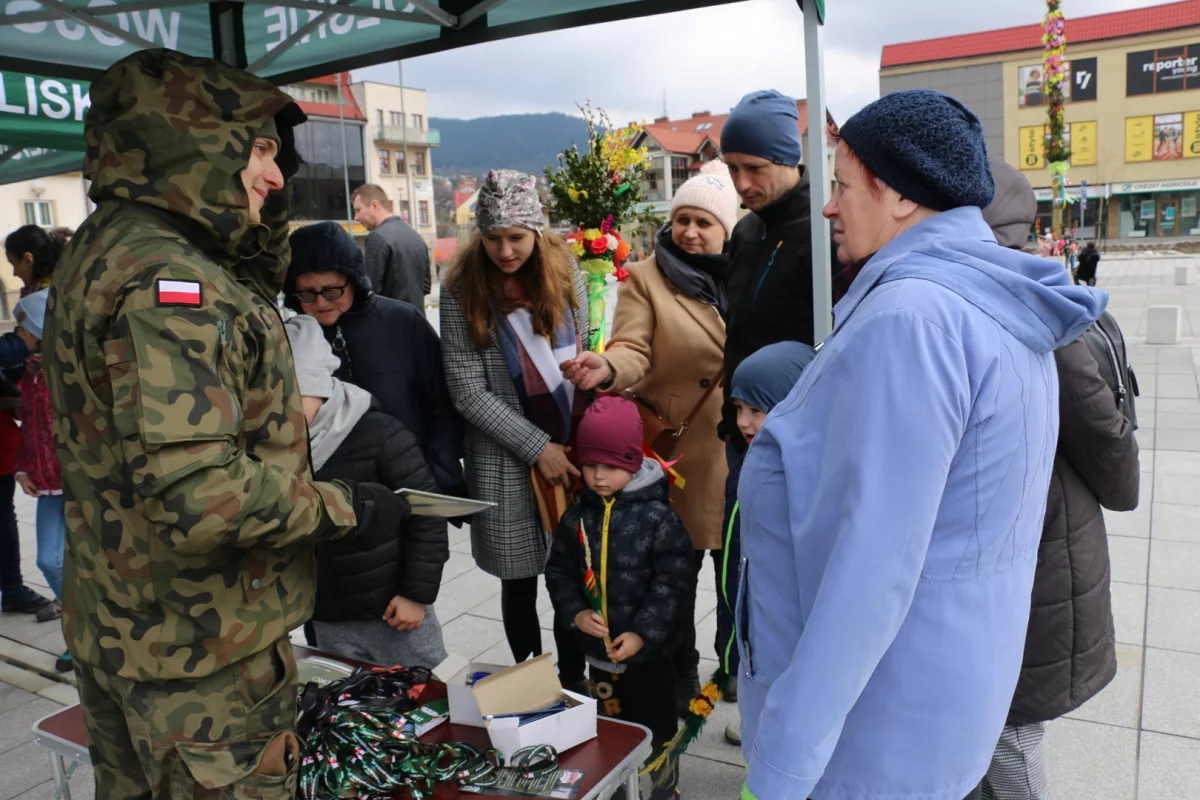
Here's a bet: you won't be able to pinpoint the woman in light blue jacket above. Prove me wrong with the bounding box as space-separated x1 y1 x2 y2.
736 90 1107 800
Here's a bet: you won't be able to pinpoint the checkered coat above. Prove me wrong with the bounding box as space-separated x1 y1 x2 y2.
440 270 589 580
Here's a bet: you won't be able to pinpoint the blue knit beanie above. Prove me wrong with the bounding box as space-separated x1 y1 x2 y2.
838 90 995 211
720 90 802 166
14 288 49 341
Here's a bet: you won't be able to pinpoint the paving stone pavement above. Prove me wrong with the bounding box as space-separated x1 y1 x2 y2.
3 255 1200 799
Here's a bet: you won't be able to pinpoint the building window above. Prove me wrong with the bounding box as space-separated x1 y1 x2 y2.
671 156 690 194
419 200 430 225
395 150 406 173
376 109 383 128
400 200 411 224
412 114 424 130
390 111 403 127
378 149 390 174
22 200 54 227
413 151 426 176
642 155 664 203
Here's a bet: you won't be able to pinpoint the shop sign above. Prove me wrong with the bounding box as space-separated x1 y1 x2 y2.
1127 44 1200 95
1071 121 1097 166
1186 111 1200 158
1126 116 1154 162
1032 184 1107 202
1018 125 1044 169
1114 178 1200 194
1017 57 1097 107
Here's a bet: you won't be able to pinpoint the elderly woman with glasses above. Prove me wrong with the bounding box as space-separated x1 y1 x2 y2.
284 221 466 503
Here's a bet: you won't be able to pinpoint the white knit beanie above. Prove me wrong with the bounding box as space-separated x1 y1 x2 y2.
669 160 739 239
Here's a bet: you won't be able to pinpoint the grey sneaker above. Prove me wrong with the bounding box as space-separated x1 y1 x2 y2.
35 601 62 623
724 722 742 746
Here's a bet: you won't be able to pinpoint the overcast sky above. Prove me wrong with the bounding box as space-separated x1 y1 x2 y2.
352 0 1166 124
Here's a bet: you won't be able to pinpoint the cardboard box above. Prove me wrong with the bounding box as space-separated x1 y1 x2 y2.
447 660 510 728
448 654 597 754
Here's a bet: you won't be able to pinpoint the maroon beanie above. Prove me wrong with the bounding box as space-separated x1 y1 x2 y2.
576 396 644 473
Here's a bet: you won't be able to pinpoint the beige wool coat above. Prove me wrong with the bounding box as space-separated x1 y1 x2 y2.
602 255 728 551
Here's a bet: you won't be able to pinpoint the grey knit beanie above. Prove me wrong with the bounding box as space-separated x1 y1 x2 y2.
285 314 341 399
982 158 1037 249
838 90 995 211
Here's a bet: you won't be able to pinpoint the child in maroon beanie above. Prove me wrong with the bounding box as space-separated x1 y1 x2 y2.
545 395 694 799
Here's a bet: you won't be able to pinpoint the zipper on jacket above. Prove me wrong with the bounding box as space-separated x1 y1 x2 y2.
1095 325 1126 406
332 324 353 379
213 319 241 432
751 241 784 307
720 500 739 674
599 497 615 631
739 555 753 678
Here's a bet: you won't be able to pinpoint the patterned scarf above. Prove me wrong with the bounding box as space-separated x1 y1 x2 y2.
497 306 582 445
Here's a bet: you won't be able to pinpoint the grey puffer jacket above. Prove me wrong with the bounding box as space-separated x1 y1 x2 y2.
1008 336 1140 726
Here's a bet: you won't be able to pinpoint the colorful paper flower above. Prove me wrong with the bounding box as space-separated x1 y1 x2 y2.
589 236 609 255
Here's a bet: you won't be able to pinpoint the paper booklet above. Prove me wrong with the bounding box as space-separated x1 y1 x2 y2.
394 487 497 518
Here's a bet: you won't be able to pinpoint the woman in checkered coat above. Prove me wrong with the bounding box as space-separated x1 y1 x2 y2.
439 170 589 686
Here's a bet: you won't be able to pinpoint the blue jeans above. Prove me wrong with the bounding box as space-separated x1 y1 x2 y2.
36 494 65 601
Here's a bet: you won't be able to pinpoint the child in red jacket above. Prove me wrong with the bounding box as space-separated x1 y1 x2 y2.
13 289 70 671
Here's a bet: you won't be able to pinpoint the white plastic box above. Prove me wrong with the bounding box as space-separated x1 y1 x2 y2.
446 654 597 756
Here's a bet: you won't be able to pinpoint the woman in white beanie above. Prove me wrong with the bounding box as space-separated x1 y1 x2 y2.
562 159 739 712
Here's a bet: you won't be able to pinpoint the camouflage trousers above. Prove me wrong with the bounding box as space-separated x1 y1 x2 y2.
74 637 301 799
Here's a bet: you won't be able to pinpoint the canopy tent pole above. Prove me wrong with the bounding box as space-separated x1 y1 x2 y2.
337 72 352 225
802 0 832 342
398 60 413 226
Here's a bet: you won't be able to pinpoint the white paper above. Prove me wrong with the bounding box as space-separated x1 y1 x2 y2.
394 487 496 517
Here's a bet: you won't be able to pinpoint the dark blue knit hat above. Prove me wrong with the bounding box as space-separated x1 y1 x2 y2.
838 90 995 211
720 89 802 166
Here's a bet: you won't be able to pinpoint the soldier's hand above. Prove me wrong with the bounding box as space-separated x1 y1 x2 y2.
348 482 412 548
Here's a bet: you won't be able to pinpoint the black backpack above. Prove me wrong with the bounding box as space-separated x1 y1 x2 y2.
1081 311 1139 430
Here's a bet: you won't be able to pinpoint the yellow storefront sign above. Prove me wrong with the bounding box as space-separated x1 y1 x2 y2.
1184 111 1200 158
1126 116 1154 162
1018 125 1044 170
1071 121 1097 166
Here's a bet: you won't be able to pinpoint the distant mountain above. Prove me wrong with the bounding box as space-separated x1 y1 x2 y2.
430 112 589 178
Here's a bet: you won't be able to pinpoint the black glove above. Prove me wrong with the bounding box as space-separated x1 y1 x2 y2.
348 482 412 548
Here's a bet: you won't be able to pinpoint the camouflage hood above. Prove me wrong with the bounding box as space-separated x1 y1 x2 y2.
84 48 306 290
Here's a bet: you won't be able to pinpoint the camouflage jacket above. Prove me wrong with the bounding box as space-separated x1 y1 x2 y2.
42 49 358 681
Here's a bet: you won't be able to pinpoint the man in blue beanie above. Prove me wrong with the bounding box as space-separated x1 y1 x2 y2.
700 89 831 709
735 89 1108 800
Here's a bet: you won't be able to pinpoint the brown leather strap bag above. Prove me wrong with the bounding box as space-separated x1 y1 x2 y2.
635 368 724 459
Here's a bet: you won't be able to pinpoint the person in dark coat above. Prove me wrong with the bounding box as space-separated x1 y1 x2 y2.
980 160 1140 800
545 396 694 800
1075 241 1100 286
353 183 432 309
284 221 466 502
286 315 449 668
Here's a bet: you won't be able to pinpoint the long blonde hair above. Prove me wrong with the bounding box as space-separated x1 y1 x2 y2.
444 230 577 350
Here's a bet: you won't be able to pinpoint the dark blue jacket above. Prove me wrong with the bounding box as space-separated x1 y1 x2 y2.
545 461 694 666
285 222 466 498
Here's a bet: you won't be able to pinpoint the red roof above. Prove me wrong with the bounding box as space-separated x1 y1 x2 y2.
434 237 458 263
882 0 1200 68
639 101 835 156
294 72 364 121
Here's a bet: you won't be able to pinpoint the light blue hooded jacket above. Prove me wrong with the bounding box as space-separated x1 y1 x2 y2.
736 207 1107 800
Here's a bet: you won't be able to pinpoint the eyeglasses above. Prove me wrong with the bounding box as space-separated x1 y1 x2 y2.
293 282 350 304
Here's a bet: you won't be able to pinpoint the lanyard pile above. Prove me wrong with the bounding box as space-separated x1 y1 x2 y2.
297 666 560 799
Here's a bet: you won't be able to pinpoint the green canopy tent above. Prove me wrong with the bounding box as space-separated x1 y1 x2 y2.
0 70 87 186
0 0 831 336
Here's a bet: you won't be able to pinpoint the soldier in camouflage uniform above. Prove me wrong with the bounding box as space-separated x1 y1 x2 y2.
42 48 413 798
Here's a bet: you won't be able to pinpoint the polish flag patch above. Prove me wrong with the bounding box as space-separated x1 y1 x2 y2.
156 279 203 307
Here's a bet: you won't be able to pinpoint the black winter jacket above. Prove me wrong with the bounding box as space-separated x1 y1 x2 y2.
285 222 467 498
721 168 838 451
1008 336 1140 725
365 216 432 309
545 462 694 666
312 402 448 619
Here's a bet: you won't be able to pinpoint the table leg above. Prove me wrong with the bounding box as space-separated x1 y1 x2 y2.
625 766 638 799
48 751 74 800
